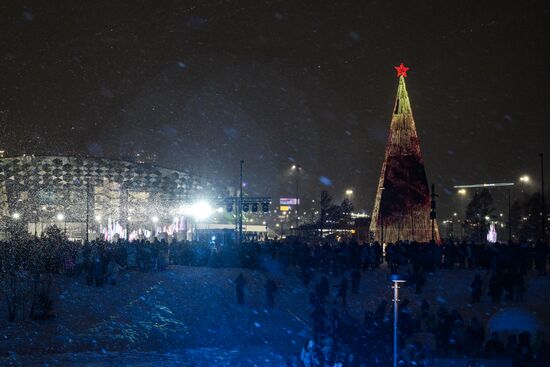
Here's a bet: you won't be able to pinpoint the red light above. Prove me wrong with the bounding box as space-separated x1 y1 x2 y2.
394 63 409 77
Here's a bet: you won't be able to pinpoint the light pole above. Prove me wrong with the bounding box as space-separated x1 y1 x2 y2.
291 164 302 230
390 274 406 367
457 189 467 238
452 213 458 239
56 213 66 234
430 184 437 242
151 215 159 239
508 188 512 242
540 153 546 244
239 160 244 244
85 177 90 243
33 210 38 236
519 175 530 184
516 175 531 241
346 189 353 202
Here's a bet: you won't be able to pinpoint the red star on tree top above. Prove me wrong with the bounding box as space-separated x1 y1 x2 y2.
394 63 409 77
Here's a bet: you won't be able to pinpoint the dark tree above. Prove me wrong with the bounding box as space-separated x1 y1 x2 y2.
465 189 494 242
319 191 333 227
339 198 354 225
318 191 344 227
517 192 545 242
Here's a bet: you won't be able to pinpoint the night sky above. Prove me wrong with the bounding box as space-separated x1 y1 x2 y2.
1 0 549 217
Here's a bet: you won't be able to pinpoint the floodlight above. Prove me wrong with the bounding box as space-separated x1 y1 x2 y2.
191 201 213 221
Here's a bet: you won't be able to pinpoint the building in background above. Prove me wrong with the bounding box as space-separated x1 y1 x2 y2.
370 65 439 243
0 155 223 241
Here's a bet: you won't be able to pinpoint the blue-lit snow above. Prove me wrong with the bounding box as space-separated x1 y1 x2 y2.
1 266 548 366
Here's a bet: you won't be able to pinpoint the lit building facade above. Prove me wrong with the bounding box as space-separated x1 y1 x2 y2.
0 155 222 240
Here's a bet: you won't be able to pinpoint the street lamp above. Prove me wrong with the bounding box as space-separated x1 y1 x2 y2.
540 153 545 245
11 212 20 220
519 175 530 183
345 189 353 201
151 215 159 238
56 213 66 233
239 160 244 244
291 164 302 230
457 188 467 196
390 274 406 367
189 201 213 221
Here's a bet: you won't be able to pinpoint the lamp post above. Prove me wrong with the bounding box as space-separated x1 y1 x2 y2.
540 153 546 244
346 189 353 202
85 177 90 243
508 188 512 242
239 160 244 244
457 189 467 238
151 215 159 239
291 164 302 230
390 274 406 367
430 184 437 242
56 213 66 234
519 175 530 184
452 213 458 239
33 210 38 236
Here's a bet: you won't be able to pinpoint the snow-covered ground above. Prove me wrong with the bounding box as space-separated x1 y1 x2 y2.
1 266 548 366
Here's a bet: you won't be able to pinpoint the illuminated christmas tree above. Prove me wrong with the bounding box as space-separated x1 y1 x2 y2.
369 64 439 243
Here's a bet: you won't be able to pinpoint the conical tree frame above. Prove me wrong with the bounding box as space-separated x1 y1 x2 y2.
369 75 439 243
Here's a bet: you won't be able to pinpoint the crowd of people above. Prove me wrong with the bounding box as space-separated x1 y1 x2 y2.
285 279 548 366
0 230 548 365
17 233 548 287
284 239 548 366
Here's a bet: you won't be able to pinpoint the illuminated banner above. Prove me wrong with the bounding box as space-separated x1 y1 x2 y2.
280 198 300 205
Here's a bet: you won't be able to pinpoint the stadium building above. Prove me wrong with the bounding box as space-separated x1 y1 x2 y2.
0 155 224 241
